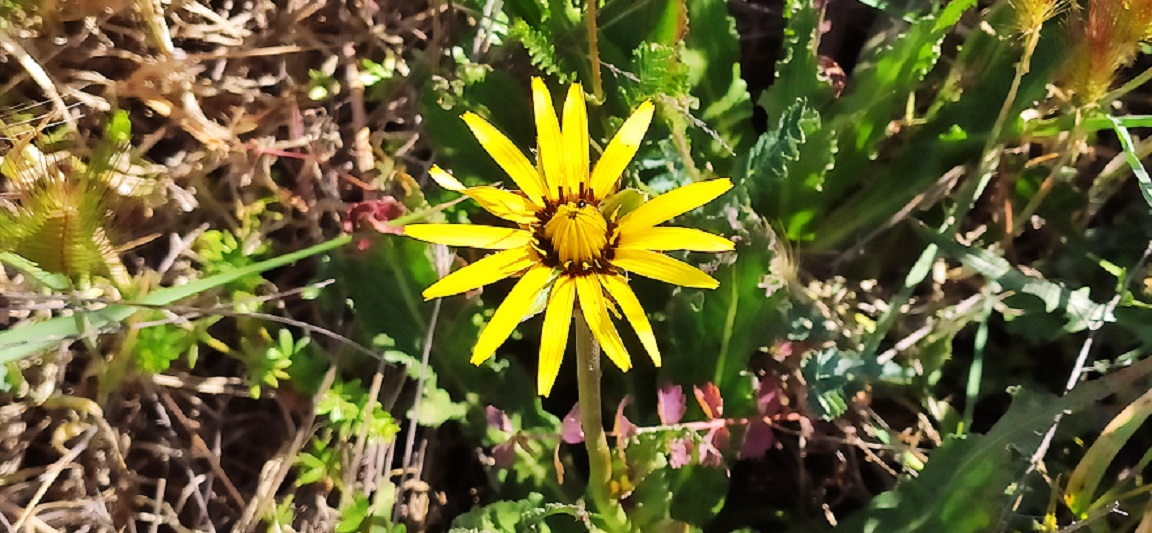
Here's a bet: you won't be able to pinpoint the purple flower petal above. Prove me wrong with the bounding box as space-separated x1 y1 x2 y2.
657 382 686 425
699 432 724 467
486 405 512 433
561 404 584 444
756 378 781 417
668 437 693 469
614 395 637 441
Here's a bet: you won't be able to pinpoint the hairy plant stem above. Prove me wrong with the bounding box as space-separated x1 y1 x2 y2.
585 0 603 101
574 312 628 529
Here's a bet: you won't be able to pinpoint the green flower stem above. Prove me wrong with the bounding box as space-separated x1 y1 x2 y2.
585 0 603 101
574 311 628 529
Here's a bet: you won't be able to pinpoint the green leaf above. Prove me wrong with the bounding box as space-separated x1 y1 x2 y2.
802 348 850 420
335 494 371 533
508 19 575 83
662 198 784 399
1065 387 1152 516
134 320 194 374
0 251 70 290
681 0 755 171
0 235 351 364
834 0 976 161
103 109 132 146
1107 114 1152 211
630 42 689 106
450 492 583 531
294 452 328 486
745 98 819 184
381 349 467 427
415 386 468 427
743 98 832 239
926 231 1114 335
832 355 1152 532
758 0 834 122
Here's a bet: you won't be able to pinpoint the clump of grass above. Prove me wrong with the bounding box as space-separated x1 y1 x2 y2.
1062 0 1152 104
0 111 134 287
1008 0 1066 36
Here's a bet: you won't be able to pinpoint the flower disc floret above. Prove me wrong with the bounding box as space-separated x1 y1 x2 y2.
541 202 611 272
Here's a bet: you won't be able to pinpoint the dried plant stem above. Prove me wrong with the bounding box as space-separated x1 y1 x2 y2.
983 27 1048 237
963 26 1042 226
1011 130 1079 235
574 312 627 529
0 27 76 134
991 27 1041 153
585 0 603 101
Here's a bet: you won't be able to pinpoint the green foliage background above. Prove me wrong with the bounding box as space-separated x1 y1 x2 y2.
8 0 1152 530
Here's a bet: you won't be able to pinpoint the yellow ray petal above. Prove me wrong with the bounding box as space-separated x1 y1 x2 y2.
538 276 576 396
532 77 563 201
464 187 539 224
617 226 734 252
610 248 719 289
617 178 734 234
590 100 654 199
562 83 589 196
428 165 466 191
404 224 531 249
599 274 660 367
462 112 548 204
422 247 536 300
575 275 632 372
471 266 553 365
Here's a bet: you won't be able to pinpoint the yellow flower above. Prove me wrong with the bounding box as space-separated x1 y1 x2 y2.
405 78 734 396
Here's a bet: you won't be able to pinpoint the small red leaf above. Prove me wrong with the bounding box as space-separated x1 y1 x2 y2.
491 440 516 469
657 382 686 425
739 418 774 460
709 426 731 455
693 382 724 420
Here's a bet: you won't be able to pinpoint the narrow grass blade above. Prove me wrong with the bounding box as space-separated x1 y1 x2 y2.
1107 115 1152 211
0 234 351 363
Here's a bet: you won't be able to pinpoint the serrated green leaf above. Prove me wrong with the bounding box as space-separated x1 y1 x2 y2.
744 97 835 240
450 493 561 532
631 42 689 104
802 348 850 420
509 19 573 82
745 98 819 183
759 0 834 122
926 231 1114 334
